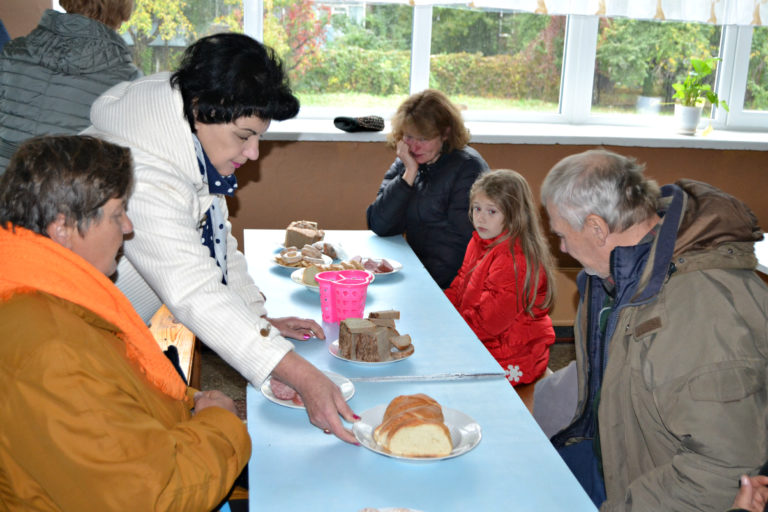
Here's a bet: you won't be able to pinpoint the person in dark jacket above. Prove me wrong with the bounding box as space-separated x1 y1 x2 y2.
0 0 141 173
0 20 10 51
537 149 768 511
366 89 489 289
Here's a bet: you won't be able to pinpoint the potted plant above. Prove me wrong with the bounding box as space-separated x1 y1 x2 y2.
672 56 729 135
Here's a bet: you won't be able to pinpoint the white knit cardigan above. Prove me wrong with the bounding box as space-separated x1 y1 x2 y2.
84 72 293 387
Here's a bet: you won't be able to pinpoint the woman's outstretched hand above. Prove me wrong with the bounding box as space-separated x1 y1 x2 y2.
269 351 359 444
267 316 325 341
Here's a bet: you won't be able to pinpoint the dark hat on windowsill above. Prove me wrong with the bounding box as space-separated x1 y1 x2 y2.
333 116 385 133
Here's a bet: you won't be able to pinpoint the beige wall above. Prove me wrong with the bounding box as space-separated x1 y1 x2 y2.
228 141 768 260
1 0 49 38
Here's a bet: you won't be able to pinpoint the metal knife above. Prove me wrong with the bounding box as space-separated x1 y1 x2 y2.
348 372 506 383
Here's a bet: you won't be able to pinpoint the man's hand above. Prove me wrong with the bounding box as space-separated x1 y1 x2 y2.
270 351 359 444
732 475 768 512
267 316 325 341
194 390 238 417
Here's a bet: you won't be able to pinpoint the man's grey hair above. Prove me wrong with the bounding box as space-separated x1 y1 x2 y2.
541 149 661 232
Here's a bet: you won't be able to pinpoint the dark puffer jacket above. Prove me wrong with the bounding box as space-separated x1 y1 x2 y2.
366 146 489 288
0 9 141 173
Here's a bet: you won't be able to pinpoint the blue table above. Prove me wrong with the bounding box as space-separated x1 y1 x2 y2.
244 229 596 511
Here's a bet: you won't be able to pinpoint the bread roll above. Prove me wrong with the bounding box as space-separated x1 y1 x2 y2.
373 394 452 458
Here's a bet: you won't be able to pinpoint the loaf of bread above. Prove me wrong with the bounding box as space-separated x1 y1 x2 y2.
284 220 324 249
373 394 452 458
338 318 389 361
338 311 413 362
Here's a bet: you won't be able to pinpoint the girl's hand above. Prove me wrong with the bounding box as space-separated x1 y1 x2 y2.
396 140 418 186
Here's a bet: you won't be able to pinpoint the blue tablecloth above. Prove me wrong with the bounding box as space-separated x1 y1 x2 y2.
244 229 596 511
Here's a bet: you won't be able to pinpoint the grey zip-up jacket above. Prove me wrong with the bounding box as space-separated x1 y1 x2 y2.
0 9 141 173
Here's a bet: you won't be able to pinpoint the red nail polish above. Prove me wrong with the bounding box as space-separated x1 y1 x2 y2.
353 414 361 420
303 334 310 340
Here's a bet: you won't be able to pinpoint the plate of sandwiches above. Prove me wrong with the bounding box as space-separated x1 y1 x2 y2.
329 339 412 365
274 245 332 269
328 313 414 365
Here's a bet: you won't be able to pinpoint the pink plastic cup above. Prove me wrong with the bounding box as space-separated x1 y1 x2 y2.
314 270 374 322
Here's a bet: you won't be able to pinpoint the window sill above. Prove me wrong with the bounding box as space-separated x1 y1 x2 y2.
265 119 768 151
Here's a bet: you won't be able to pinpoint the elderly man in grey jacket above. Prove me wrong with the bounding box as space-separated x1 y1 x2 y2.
535 148 768 511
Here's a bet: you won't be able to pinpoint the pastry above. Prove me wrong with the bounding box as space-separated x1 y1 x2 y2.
284 220 324 249
373 394 452 458
312 241 338 259
302 265 323 286
300 244 323 259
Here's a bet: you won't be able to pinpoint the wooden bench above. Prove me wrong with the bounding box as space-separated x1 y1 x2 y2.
149 304 200 389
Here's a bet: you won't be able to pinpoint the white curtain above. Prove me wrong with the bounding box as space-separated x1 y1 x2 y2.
343 0 766 26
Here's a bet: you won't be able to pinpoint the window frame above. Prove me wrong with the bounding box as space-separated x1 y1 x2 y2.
241 2 767 133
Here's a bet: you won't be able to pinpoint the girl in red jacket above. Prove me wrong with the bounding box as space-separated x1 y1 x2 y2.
445 169 556 386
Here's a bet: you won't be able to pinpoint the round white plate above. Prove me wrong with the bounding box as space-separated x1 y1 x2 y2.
329 339 413 365
357 258 403 276
261 371 355 409
352 404 481 462
291 268 376 292
273 253 332 269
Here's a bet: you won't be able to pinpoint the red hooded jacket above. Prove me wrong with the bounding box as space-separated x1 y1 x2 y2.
445 231 554 386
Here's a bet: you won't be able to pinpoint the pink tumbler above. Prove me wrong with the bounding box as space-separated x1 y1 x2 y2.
314 270 374 322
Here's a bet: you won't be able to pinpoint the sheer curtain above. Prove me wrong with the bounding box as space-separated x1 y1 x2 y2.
409 0 766 26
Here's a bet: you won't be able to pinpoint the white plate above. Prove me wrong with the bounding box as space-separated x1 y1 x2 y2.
329 339 413 365
273 253 332 269
357 257 403 276
291 268 320 292
353 404 481 462
261 371 355 409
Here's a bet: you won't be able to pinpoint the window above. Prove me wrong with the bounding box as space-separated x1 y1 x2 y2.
119 1 768 132
591 19 721 120
429 8 564 115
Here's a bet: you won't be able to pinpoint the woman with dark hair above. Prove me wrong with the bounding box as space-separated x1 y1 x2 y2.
0 135 249 510
84 33 358 443
366 89 489 289
0 0 141 173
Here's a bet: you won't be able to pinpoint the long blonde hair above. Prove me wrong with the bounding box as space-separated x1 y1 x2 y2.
469 169 556 314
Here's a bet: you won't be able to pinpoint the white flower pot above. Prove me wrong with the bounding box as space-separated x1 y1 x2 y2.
674 104 702 135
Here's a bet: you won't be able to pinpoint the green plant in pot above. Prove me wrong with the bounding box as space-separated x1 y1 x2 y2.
672 56 729 135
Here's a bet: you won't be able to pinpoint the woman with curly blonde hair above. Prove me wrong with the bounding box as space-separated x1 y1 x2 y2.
367 89 490 288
